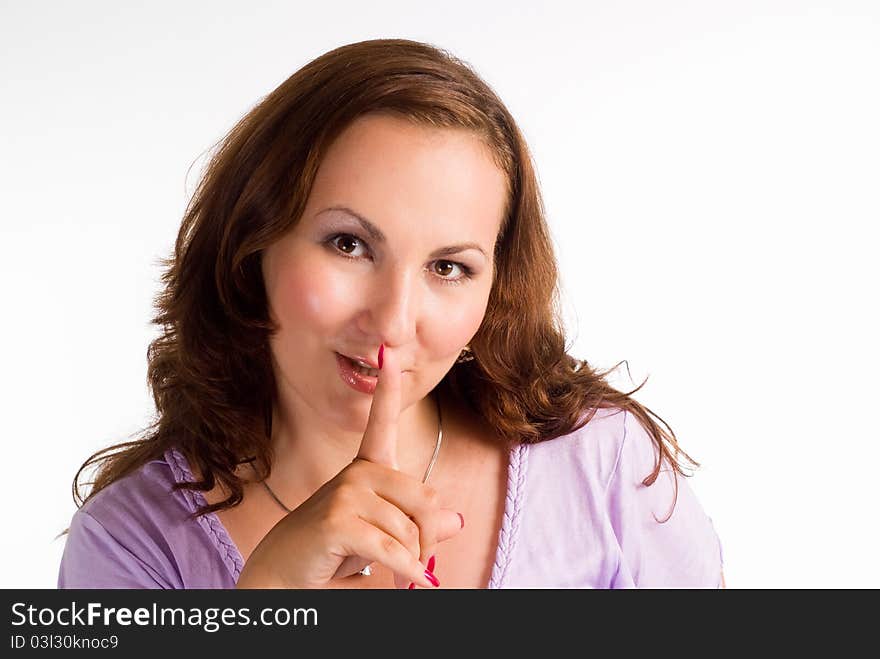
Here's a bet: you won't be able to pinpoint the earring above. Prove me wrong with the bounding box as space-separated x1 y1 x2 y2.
456 345 475 363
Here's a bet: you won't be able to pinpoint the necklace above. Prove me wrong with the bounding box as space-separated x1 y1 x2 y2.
261 395 443 576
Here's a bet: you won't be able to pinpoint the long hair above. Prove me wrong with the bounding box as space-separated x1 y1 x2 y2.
69 38 698 526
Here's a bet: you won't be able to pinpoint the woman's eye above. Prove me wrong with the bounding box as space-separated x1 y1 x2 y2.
434 261 457 277
331 234 365 256
329 235 471 283
434 261 474 284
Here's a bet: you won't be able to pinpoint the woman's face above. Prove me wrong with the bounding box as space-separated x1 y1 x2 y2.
262 113 508 433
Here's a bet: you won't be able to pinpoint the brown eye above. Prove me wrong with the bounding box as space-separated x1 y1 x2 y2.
335 235 359 254
435 261 454 277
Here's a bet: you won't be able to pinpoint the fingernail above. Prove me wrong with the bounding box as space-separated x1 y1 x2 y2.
378 344 384 370
457 513 465 529
427 555 436 573
408 582 415 589
424 569 440 588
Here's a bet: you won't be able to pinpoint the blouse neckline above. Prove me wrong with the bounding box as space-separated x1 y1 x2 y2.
166 442 529 589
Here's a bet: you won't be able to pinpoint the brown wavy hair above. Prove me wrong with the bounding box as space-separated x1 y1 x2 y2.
68 38 698 528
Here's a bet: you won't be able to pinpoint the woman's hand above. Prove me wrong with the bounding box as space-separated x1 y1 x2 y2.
237 345 462 589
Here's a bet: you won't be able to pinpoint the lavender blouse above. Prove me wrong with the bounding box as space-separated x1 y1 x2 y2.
57 407 724 588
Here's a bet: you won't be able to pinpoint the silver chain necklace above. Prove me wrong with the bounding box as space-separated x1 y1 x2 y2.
261 397 443 576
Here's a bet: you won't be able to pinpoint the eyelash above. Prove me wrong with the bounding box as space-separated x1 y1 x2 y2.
325 233 475 285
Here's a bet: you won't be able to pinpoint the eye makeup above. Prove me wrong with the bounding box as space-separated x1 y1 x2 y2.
322 231 476 286
317 207 488 260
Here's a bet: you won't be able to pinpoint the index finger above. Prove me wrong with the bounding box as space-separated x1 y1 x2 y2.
356 344 401 469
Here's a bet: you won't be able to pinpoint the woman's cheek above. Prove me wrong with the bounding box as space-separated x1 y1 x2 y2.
425 294 486 357
276 263 354 328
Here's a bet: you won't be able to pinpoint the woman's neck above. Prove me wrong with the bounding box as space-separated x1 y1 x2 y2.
266 391 442 501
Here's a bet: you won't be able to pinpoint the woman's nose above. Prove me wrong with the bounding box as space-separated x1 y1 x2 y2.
364 266 421 347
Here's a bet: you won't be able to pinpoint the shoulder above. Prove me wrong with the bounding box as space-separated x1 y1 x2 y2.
524 406 692 497
58 448 240 588
592 410 724 588
514 407 723 588
77 450 196 545
523 406 633 490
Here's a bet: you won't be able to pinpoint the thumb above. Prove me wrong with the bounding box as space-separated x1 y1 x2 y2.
356 344 401 469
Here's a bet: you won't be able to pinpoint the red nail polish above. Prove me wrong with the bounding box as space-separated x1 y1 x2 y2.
408 582 415 589
457 513 465 529
378 344 384 370
424 570 440 587
427 555 436 573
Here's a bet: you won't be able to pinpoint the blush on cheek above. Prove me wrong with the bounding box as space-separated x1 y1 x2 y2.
431 302 485 359
303 288 323 317
280 281 325 328
277 267 354 330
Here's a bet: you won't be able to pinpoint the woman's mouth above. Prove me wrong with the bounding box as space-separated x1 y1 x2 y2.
335 352 379 394
349 355 380 377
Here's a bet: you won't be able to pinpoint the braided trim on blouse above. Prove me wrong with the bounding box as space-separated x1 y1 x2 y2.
488 442 529 589
165 448 245 583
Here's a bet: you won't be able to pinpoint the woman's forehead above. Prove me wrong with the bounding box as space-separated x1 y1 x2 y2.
306 114 508 247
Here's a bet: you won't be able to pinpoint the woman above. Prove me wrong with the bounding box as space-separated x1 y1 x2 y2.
58 38 723 589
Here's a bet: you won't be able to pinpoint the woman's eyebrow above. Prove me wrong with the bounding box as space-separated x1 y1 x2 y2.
318 206 487 258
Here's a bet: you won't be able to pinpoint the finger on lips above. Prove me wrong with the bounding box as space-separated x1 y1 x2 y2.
354 344 458 589
353 344 433 587
357 343 401 469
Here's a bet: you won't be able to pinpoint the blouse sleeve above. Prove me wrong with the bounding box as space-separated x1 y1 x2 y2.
57 510 173 589
605 410 724 588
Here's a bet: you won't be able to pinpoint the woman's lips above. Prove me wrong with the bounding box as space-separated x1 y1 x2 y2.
341 353 380 370
335 352 378 394
339 351 414 371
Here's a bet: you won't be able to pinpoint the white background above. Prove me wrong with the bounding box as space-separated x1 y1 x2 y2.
2 0 877 588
